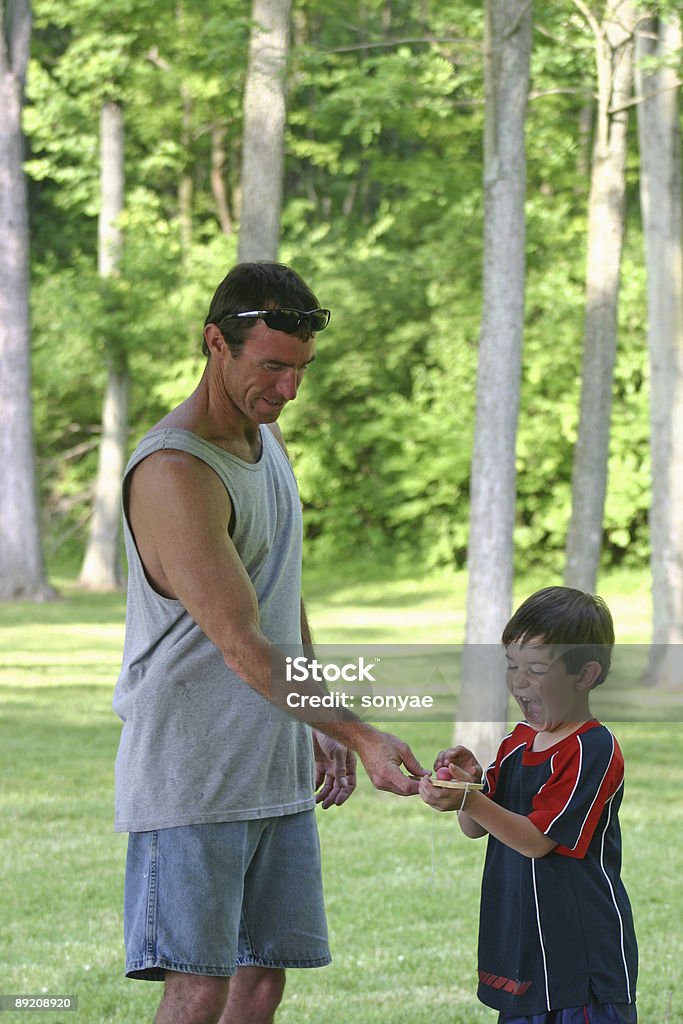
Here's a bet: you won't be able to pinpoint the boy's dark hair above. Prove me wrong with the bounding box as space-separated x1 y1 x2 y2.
501 586 615 686
202 262 320 356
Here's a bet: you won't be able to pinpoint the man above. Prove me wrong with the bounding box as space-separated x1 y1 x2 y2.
113 261 426 1024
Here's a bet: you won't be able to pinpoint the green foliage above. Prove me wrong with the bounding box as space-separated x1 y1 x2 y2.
26 0 655 575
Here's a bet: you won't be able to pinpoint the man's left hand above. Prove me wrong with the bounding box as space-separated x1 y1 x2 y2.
313 731 357 808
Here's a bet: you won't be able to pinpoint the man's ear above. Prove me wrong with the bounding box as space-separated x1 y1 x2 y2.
204 323 228 358
576 660 603 690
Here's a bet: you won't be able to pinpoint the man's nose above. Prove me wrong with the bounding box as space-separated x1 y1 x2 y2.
276 369 300 401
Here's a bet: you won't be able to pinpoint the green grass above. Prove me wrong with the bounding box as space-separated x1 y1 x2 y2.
0 567 680 1022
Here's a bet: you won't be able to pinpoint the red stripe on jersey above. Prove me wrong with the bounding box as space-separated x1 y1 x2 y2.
478 970 533 996
484 730 527 800
528 728 624 858
563 740 623 858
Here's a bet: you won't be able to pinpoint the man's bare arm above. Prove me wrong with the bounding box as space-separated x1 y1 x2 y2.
127 450 426 795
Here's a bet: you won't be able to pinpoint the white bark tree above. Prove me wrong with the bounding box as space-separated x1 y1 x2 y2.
564 0 639 593
238 0 292 262
635 12 683 687
0 0 55 601
455 0 533 770
78 99 129 591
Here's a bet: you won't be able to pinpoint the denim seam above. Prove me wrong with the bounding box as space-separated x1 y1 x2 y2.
144 830 159 963
235 954 331 968
239 907 254 961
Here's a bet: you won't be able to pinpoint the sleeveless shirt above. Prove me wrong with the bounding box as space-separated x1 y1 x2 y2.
112 426 315 832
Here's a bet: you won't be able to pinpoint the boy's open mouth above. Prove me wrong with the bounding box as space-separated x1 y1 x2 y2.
517 695 542 720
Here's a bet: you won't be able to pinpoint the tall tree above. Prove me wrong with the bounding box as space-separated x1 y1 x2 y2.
0 0 54 601
211 125 234 236
564 0 639 592
238 0 292 261
635 11 683 687
78 99 128 591
455 0 533 769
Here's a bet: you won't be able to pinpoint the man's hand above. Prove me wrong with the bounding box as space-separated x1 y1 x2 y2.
355 728 429 796
313 731 357 808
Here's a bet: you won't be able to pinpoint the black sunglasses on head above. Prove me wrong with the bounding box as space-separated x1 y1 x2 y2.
219 308 331 335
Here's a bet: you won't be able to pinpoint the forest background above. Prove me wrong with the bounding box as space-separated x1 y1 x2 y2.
8 0 679 587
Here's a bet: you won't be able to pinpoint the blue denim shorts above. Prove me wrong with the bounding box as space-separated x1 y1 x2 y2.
123 810 330 980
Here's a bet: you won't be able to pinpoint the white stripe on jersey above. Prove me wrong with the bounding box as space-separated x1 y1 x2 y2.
568 731 616 851
543 731 618 850
484 739 526 794
543 735 583 836
531 858 552 1011
599 784 634 1001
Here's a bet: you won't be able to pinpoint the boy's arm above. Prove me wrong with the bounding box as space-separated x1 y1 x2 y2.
458 789 557 857
128 450 425 796
430 745 489 840
419 768 557 858
455 808 489 840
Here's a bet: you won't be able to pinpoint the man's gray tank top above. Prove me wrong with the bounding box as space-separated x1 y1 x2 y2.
112 426 315 832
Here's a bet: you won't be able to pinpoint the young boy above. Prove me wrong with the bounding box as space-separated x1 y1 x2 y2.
420 587 638 1024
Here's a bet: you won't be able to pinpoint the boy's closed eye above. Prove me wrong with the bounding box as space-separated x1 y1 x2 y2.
506 658 552 677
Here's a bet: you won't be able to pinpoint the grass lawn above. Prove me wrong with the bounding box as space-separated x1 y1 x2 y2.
0 566 680 1023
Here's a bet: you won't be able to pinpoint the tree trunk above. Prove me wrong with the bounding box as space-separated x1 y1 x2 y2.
0 0 55 601
576 87 595 183
78 99 129 592
177 3 193 258
238 0 292 262
178 84 193 259
564 0 638 593
455 0 533 771
211 125 234 236
635 14 683 688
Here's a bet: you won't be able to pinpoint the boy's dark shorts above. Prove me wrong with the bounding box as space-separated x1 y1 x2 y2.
500 1000 637 1024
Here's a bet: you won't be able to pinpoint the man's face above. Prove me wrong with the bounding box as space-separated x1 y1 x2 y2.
222 321 316 424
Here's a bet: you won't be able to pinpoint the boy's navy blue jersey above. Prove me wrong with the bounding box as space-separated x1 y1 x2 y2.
477 720 638 1016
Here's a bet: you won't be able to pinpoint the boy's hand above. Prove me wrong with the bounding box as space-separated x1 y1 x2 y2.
434 745 483 783
419 763 474 811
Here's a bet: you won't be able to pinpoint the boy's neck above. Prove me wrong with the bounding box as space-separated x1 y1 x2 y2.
531 716 594 751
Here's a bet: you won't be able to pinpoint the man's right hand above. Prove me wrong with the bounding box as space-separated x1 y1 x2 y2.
355 727 428 796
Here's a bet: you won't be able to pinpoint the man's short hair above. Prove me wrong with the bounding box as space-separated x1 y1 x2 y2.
203 262 321 356
501 586 615 686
